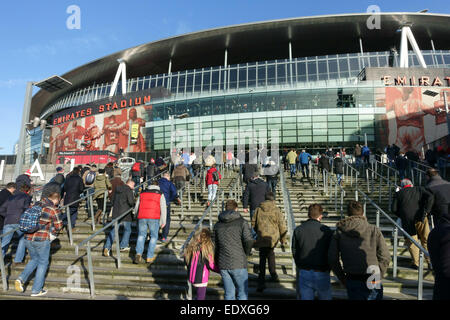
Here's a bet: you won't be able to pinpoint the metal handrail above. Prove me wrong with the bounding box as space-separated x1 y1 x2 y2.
179 172 240 300
354 186 430 300
279 164 296 277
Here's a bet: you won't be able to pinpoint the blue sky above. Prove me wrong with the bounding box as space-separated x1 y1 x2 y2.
0 0 449 154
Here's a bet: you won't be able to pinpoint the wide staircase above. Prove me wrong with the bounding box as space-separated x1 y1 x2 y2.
0 163 434 300
285 163 434 300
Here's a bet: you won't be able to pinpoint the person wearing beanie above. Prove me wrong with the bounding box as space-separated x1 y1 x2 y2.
15 170 33 191
333 153 344 185
392 179 434 269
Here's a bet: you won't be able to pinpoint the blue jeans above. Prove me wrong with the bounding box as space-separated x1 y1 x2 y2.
220 269 248 300
337 173 343 185
355 156 362 169
2 224 26 263
104 221 132 250
18 240 50 294
266 178 277 198
135 219 159 258
298 269 332 300
346 279 383 300
289 164 296 178
85 188 95 213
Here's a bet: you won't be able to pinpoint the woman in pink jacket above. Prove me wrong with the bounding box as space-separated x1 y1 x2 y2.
183 228 219 300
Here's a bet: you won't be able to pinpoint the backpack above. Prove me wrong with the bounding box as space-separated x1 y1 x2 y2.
132 162 141 172
85 171 96 185
19 204 44 233
212 170 220 182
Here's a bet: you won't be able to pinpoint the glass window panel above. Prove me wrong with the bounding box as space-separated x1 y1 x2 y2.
277 63 286 84
298 129 312 135
252 93 267 112
369 56 378 67
297 116 312 123
238 95 252 112
329 135 343 141
178 74 186 94
283 123 297 130
186 73 193 93
307 61 317 81
313 136 328 142
283 137 297 143
211 70 220 91
297 62 306 82
229 68 237 89
225 95 238 114
298 122 312 129
194 73 202 92
156 77 163 87
202 70 211 92
227 120 239 126
254 118 266 125
312 116 327 122
267 64 276 85
257 65 266 86
248 67 256 87
349 58 360 70
298 136 312 142
212 96 224 115
282 130 297 137
339 58 349 71
240 119 252 126
199 98 212 116
170 75 177 92
187 100 200 117
328 122 343 128
329 128 343 135
344 115 358 121
328 115 342 121
344 122 358 128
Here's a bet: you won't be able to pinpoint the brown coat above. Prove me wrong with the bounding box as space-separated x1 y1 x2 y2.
171 165 190 181
251 200 288 248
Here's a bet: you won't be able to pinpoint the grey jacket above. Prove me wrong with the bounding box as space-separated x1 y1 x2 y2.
214 210 254 270
328 215 390 283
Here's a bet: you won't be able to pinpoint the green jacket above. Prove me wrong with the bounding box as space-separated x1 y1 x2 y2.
251 200 288 248
93 174 112 199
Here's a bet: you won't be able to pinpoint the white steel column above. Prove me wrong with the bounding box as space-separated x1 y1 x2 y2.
224 49 228 91
167 59 172 90
359 38 365 68
399 26 427 68
431 39 437 66
109 60 127 97
289 42 293 85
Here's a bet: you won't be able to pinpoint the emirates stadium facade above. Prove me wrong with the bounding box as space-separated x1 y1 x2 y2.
26 12 450 164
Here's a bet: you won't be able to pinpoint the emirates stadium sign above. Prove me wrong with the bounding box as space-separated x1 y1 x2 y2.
52 87 170 125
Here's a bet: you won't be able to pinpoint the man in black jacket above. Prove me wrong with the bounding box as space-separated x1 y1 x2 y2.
62 167 84 231
214 200 254 300
103 179 135 256
334 153 344 185
146 158 159 183
42 167 65 199
395 153 408 180
0 184 31 265
428 211 450 300
425 168 450 227
318 153 330 177
292 204 333 300
243 173 271 238
392 179 434 269
15 170 32 190
0 183 16 231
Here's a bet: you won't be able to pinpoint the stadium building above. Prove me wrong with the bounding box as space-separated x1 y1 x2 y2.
25 12 450 164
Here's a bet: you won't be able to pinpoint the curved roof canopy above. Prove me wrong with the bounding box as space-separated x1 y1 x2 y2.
31 12 450 120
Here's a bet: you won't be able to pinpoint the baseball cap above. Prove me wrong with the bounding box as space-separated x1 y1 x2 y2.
56 166 64 172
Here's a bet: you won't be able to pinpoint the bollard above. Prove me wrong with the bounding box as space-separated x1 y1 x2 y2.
114 220 121 268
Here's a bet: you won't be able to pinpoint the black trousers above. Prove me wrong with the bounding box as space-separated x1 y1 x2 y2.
259 247 276 283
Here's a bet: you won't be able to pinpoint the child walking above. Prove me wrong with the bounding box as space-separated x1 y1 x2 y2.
183 228 219 300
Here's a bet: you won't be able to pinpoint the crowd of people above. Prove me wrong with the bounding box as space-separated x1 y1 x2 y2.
0 148 448 301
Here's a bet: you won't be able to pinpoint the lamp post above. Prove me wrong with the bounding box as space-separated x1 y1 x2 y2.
14 76 72 180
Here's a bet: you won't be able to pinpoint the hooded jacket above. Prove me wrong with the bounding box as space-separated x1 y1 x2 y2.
426 175 450 221
206 167 221 185
63 173 84 206
15 174 32 190
391 186 434 235
328 215 390 282
214 210 254 270
334 157 344 174
251 200 287 248
242 177 271 211
93 174 112 199
0 190 32 225
318 156 331 172
111 184 135 222
242 163 258 184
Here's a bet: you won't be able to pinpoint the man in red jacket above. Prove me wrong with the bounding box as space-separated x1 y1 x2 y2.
206 164 221 207
134 181 167 264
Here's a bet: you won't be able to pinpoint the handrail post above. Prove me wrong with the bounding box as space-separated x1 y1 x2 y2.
0 238 7 291
114 220 121 269
340 190 344 220
194 176 198 203
90 193 95 231
86 242 95 299
393 227 398 278
388 180 392 210
355 190 358 202
188 182 191 210
334 182 337 213
103 190 108 217
418 251 424 300
366 169 370 193
209 206 213 231
351 167 353 187
65 207 73 246
180 189 184 220
376 210 380 228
